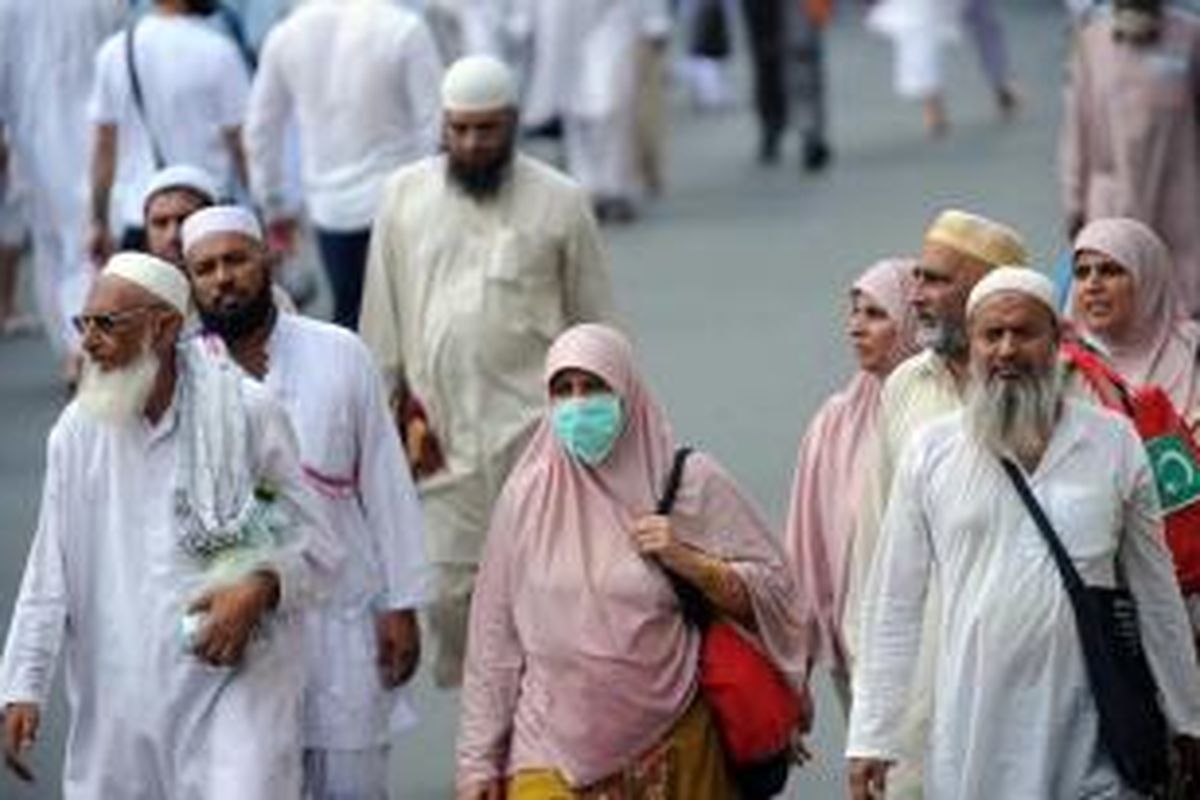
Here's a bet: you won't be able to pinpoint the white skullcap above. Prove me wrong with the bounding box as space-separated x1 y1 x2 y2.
966 266 1057 319
181 205 264 255
441 55 516 112
142 164 220 212
103 251 191 315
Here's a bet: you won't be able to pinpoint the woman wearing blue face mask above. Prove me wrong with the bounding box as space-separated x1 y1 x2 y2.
455 323 812 800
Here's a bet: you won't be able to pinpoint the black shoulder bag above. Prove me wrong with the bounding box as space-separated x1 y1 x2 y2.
1000 458 1169 794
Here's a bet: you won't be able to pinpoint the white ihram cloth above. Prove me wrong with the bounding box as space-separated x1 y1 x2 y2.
261 314 429 750
89 12 250 230
245 0 443 231
358 153 614 565
847 402 1200 799
0 342 343 799
0 0 124 353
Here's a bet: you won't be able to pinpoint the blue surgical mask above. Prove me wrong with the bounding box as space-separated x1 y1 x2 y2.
552 394 624 466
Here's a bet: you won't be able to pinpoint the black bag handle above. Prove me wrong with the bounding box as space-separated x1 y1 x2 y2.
125 19 167 170
1000 458 1087 597
654 447 713 628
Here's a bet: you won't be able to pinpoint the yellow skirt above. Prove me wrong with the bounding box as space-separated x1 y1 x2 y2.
508 699 737 800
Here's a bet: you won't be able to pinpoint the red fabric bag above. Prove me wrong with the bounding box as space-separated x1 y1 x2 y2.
1063 341 1200 593
698 621 804 763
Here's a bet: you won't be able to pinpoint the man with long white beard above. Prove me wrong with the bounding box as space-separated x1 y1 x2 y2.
359 54 614 688
847 268 1200 799
0 252 342 798
182 205 428 800
842 208 1029 798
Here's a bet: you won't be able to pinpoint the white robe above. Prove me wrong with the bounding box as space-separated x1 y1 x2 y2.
358 152 614 566
848 401 1200 799
0 0 124 354
512 0 670 199
261 314 428 751
0 378 342 800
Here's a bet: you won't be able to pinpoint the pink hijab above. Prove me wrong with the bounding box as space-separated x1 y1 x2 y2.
457 324 809 790
1071 218 1200 421
784 259 920 674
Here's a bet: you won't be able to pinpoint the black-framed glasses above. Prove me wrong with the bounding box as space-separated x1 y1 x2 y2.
70 304 162 336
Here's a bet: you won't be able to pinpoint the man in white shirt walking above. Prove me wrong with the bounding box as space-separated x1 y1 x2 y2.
245 0 443 329
88 0 251 263
181 205 429 800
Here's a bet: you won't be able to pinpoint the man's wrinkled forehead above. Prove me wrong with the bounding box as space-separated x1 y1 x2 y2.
186 231 264 262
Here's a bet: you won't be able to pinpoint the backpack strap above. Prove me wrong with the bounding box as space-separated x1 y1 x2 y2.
124 18 167 170
656 447 694 516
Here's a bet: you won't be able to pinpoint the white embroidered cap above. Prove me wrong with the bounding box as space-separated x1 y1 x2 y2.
966 266 1057 319
441 54 516 112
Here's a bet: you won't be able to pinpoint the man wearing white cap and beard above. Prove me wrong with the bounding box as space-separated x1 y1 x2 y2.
182 205 429 800
842 208 1029 799
0 251 342 797
359 54 615 688
848 267 1200 799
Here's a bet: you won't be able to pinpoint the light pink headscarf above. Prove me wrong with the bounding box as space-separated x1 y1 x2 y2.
1071 218 1200 422
457 324 809 790
784 259 920 674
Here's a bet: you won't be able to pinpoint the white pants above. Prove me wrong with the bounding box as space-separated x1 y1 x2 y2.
564 113 638 201
303 747 390 800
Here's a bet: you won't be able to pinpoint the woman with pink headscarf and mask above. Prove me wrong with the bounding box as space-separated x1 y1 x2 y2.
784 258 920 714
455 323 810 800
1069 217 1200 429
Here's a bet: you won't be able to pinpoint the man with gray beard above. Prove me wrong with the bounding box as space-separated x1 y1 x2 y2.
842 208 1029 799
0 252 342 797
848 267 1200 799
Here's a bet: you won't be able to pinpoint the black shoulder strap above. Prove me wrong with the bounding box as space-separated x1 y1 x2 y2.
656 446 693 515
124 18 167 170
1000 458 1086 597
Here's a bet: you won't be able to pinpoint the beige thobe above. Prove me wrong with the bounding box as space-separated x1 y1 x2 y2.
358 152 614 682
1061 10 1200 314
846 349 962 800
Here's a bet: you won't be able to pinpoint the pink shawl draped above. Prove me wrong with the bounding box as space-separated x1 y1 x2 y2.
1071 218 1200 422
784 259 920 674
456 324 809 789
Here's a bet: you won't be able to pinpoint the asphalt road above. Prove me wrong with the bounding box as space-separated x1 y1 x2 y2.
0 2 1068 797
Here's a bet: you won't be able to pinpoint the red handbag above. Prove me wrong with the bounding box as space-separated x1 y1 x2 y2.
1063 341 1200 593
656 448 802 797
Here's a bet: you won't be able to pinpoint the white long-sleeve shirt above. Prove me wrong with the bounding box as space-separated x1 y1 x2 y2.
0 378 342 799
848 401 1200 799
245 0 443 231
262 313 429 749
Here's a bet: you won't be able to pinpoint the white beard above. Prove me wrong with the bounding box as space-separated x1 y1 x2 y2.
965 362 1064 464
77 348 161 426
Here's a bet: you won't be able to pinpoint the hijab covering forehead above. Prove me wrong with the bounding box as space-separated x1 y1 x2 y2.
1070 217 1200 413
786 259 921 671
924 209 1029 267
853 257 922 372
464 323 808 786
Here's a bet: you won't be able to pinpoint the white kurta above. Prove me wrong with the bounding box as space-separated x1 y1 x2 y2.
245 0 443 232
358 152 614 565
848 402 1200 799
0 379 342 800
0 0 123 353
261 314 428 750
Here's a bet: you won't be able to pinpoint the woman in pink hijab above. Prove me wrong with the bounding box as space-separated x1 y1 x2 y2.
784 258 919 713
1070 217 1200 428
455 323 810 800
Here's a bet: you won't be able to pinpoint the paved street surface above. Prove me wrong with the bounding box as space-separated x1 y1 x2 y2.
1 2 1066 797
